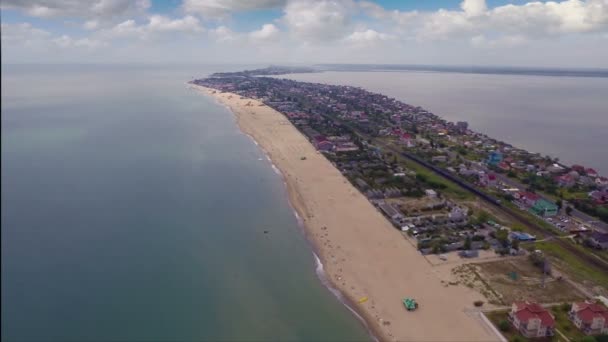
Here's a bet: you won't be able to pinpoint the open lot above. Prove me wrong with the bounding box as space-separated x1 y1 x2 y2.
476 259 585 304
451 257 585 306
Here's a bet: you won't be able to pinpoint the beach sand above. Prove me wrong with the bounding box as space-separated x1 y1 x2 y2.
193 85 500 342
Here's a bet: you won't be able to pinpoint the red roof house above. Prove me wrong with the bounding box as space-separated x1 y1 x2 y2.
556 174 576 188
572 165 586 173
569 301 608 335
313 136 334 151
517 192 541 207
509 302 555 338
587 168 599 178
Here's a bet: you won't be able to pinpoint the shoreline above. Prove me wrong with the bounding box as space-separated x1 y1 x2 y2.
208 87 381 341
191 84 500 342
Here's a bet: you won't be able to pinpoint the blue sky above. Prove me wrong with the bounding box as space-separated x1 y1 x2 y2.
1 0 607 67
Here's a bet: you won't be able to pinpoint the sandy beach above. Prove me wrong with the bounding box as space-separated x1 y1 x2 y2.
193 85 500 342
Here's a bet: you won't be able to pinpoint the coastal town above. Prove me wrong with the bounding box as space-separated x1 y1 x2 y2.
193 66 608 341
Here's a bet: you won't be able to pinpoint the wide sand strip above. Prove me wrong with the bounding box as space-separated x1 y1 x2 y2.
193 85 499 342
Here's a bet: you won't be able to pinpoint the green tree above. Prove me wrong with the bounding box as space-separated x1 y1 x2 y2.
496 229 510 248
580 336 597 342
475 210 491 225
498 320 510 332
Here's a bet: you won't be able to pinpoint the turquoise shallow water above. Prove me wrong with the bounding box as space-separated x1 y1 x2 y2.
1 64 370 341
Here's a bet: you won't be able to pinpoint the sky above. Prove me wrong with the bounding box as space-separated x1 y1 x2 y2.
1 0 608 67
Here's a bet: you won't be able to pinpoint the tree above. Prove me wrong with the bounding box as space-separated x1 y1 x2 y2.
496 229 510 248
556 200 563 211
475 210 491 225
464 236 472 250
566 206 573 216
595 334 608 342
511 239 520 250
498 320 510 332
580 336 597 342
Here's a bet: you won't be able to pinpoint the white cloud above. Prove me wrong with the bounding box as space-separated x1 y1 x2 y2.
182 0 285 17
471 34 527 48
53 34 106 48
2 0 151 18
249 23 280 42
106 19 143 37
83 20 100 30
488 0 608 35
103 15 204 39
209 25 237 42
359 1 418 25
0 22 51 43
345 29 394 46
283 0 354 42
364 0 608 41
147 15 204 33
460 0 487 17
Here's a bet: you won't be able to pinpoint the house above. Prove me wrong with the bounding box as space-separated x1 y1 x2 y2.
571 165 586 174
448 206 468 222
569 301 608 335
596 177 608 188
425 189 437 198
378 202 403 221
400 133 415 147
509 301 555 338
546 163 565 173
556 174 576 188
355 178 370 190
480 173 498 187
589 190 608 204
431 155 447 163
313 136 334 151
511 232 536 241
588 232 608 250
487 151 503 166
334 142 359 152
517 192 542 207
587 168 599 178
529 199 559 217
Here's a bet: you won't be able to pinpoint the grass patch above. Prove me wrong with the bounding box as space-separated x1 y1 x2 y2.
550 305 586 342
531 241 608 289
486 310 529 342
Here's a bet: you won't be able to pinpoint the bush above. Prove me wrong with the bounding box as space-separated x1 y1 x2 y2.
561 303 572 312
595 334 608 342
473 300 484 307
498 320 510 332
580 336 597 342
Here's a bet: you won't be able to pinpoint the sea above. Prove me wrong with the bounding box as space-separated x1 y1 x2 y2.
1 64 371 341
283 70 608 175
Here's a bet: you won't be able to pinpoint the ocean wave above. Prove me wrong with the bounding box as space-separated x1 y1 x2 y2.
312 253 379 342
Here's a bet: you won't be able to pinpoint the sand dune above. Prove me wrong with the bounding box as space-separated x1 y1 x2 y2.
193 85 500 342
